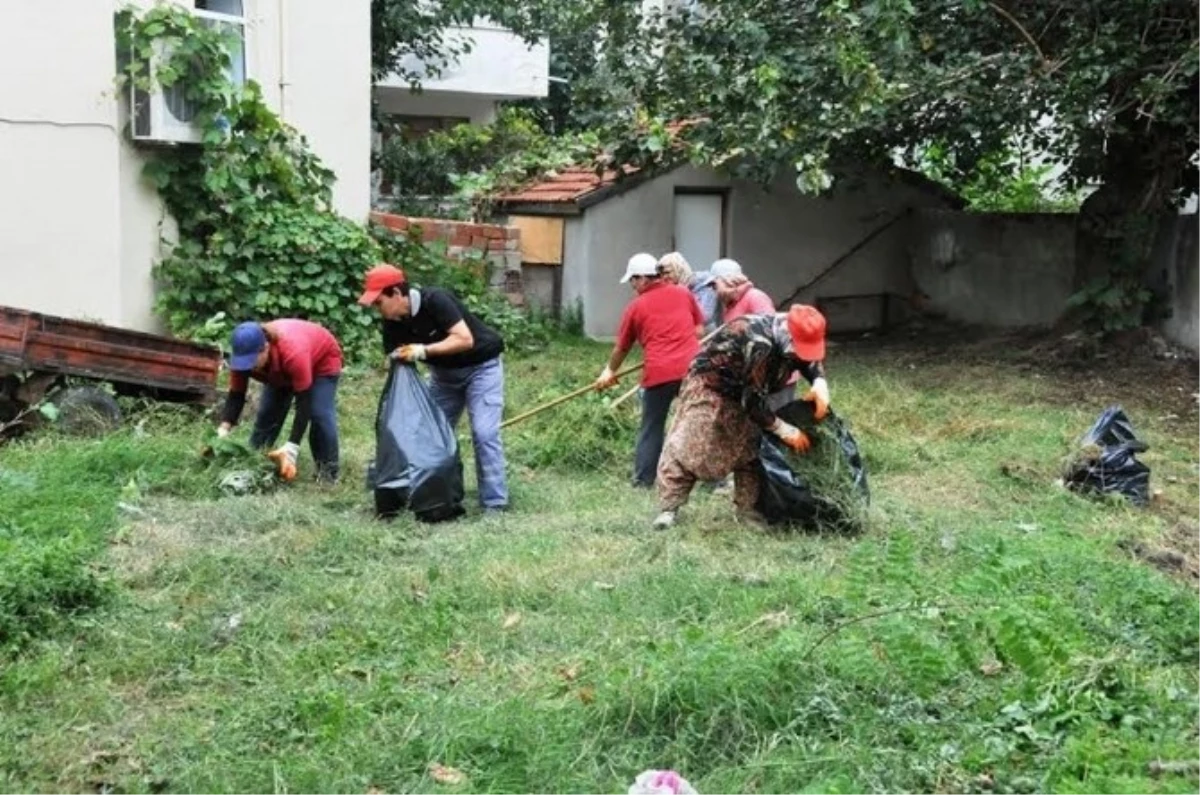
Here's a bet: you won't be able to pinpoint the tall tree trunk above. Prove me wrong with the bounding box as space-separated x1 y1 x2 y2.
1072 93 1196 328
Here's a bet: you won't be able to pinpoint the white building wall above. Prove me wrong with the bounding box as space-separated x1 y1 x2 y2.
275 0 372 221
0 0 124 324
569 166 954 339
576 166 728 339
377 21 549 101
0 0 370 332
373 19 548 128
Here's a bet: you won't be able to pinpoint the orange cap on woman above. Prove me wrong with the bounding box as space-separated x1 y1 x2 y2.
787 304 826 361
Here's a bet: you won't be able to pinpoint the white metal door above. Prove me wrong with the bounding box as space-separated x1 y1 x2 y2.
673 193 724 270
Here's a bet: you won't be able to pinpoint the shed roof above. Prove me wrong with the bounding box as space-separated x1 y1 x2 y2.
494 120 700 215
498 164 641 205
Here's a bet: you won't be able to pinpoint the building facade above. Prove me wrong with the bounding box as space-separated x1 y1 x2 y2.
0 0 371 333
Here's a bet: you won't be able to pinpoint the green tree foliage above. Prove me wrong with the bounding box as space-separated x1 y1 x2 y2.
594 0 1196 326
377 109 601 216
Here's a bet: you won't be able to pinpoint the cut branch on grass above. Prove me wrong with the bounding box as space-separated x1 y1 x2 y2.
797 603 950 662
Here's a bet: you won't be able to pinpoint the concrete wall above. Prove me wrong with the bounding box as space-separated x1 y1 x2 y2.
729 169 952 330
909 210 1078 328
566 165 954 338
0 0 370 333
575 166 727 338
0 0 124 324
1148 214 1198 353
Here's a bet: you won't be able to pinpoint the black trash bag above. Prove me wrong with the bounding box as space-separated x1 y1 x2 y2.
368 362 465 523
1063 405 1151 506
755 399 870 533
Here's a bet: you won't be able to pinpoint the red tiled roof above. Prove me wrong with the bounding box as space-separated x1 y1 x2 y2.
496 119 705 206
496 164 641 204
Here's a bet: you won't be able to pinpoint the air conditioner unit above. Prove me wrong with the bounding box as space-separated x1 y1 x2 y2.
130 39 204 145
128 8 246 145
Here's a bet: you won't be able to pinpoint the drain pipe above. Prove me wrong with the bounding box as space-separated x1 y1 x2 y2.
278 0 289 116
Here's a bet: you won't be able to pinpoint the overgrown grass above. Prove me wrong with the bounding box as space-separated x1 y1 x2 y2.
0 334 1196 794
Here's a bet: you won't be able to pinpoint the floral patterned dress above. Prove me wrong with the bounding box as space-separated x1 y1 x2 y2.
656 314 824 512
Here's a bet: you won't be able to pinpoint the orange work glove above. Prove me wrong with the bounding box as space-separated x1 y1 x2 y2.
771 418 812 454
267 442 300 482
804 377 830 421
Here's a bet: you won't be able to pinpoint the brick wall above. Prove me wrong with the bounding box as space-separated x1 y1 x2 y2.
369 211 525 303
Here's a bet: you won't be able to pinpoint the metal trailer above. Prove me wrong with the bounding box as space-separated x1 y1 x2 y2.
0 305 222 434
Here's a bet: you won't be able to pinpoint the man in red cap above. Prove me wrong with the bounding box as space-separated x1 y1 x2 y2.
651 304 832 529
358 263 509 513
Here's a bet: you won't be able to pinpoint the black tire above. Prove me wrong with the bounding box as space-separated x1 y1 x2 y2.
51 386 122 436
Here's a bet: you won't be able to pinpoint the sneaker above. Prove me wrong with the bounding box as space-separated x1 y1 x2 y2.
652 510 677 530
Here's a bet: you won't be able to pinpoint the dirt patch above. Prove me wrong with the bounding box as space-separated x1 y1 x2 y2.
1118 521 1200 582
837 321 1199 420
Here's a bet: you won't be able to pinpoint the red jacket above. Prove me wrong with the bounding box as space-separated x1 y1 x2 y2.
616 282 704 387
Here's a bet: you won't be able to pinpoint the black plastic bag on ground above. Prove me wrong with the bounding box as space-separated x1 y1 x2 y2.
1063 405 1151 506
755 400 870 533
368 362 465 523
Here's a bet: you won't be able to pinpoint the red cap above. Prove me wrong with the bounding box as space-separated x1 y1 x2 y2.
787 304 826 361
358 264 406 306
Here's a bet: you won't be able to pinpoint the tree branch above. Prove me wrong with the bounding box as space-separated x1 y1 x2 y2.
798 603 950 662
988 2 1048 66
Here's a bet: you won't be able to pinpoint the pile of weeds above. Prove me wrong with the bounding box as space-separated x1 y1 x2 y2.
759 400 870 533
199 432 281 496
505 389 640 472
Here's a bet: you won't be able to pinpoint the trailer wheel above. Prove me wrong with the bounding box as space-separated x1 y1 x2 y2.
51 386 122 436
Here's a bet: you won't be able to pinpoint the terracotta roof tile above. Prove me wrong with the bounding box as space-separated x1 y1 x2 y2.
497 164 641 204
496 119 706 206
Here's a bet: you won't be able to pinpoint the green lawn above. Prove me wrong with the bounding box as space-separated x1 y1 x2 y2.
1 333 1196 794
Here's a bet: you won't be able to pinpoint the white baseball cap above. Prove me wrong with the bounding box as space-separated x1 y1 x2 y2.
710 258 743 279
620 252 660 284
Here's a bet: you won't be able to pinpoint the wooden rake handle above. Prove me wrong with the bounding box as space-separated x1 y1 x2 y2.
608 324 725 412
500 362 644 430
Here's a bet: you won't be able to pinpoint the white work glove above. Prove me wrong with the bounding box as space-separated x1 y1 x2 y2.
594 365 618 391
770 417 812 453
216 424 231 439
804 377 830 421
393 344 427 363
267 441 301 481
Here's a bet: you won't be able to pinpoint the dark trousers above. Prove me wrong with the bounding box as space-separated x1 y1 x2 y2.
634 380 682 487
249 375 340 481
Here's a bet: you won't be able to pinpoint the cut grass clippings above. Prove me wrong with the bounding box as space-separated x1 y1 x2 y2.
0 332 1196 794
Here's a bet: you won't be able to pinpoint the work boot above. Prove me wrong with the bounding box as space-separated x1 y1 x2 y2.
652 510 677 530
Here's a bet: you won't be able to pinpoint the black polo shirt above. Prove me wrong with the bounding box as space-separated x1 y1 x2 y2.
382 287 505 369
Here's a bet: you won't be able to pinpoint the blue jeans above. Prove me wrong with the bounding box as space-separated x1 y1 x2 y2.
249 375 340 481
429 358 508 509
